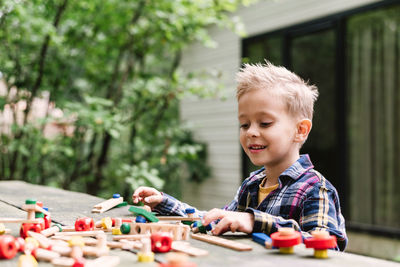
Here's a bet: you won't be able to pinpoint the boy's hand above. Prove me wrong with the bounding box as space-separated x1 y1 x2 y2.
202 209 254 235
132 186 163 209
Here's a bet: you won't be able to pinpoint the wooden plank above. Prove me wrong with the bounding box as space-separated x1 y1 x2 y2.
172 241 209 256
191 233 253 251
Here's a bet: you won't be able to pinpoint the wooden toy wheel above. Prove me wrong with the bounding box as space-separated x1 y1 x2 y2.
74 217 94 231
0 235 17 259
151 232 173 253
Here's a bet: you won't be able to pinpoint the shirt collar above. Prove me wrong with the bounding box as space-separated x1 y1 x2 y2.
280 154 314 180
248 154 314 182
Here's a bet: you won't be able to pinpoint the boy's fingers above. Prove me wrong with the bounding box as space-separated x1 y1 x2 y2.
202 209 224 225
211 218 230 235
144 195 162 205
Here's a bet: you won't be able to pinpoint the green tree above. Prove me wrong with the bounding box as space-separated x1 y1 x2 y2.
0 0 251 198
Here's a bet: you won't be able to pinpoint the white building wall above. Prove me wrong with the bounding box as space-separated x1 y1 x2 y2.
179 0 381 210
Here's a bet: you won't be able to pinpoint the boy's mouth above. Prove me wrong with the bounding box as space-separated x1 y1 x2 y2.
248 144 267 151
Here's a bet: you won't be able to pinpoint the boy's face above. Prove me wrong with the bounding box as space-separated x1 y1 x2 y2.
238 88 300 170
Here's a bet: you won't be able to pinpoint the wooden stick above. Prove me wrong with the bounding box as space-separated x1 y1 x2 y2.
34 248 61 262
0 218 41 224
54 230 105 237
172 241 209 256
41 225 62 237
127 222 190 241
91 197 123 213
112 234 150 241
190 233 252 251
157 216 201 221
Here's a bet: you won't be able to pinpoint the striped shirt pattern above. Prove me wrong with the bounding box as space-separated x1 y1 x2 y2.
154 154 347 251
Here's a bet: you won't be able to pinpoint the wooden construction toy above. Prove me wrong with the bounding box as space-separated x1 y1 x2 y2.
135 215 147 223
128 205 159 222
92 194 123 213
158 252 197 267
190 233 252 251
113 234 150 241
111 217 132 226
0 218 40 224
84 256 120 267
18 254 38 267
75 217 94 231
0 235 17 259
68 236 85 261
95 217 113 230
20 223 42 239
22 199 50 220
40 224 63 237
112 218 123 235
27 231 51 249
137 237 154 262
151 232 173 253
158 216 201 222
171 241 209 257
304 230 337 259
32 247 61 262
124 222 190 241
271 227 302 254
252 233 273 249
191 221 211 234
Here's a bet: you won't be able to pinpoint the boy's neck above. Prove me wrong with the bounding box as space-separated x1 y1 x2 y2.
263 154 300 187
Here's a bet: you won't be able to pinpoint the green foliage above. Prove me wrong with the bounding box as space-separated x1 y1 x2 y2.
0 0 250 198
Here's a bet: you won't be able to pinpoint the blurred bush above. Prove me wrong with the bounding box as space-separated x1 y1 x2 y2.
0 0 250 198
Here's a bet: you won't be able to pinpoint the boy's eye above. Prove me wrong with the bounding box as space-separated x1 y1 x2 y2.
240 123 249 129
260 122 272 127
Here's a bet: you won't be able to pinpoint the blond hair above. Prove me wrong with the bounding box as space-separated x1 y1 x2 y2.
236 61 319 120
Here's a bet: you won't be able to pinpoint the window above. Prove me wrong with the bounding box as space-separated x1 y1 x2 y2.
242 2 400 234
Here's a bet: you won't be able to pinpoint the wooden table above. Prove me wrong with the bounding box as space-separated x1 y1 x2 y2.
0 180 399 267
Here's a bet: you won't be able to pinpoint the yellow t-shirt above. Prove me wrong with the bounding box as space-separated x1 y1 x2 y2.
258 177 279 205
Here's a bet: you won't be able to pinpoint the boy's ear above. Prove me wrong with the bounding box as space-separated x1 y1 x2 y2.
294 119 312 143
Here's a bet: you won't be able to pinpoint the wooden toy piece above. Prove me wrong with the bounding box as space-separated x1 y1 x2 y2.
119 239 143 250
20 223 42 239
27 231 51 249
0 218 40 224
112 218 123 235
190 233 253 251
135 215 147 223
75 217 94 231
55 230 105 237
304 230 337 259
15 237 25 252
51 256 75 267
185 208 195 218
50 245 72 257
18 254 38 267
252 233 273 249
41 224 63 237
191 221 211 234
171 241 209 257
158 252 197 267
43 207 51 229
113 234 150 241
151 232 173 253
85 256 120 267
95 217 113 230
271 227 302 254
120 222 131 234
22 201 50 218
137 237 154 262
68 236 85 259
92 194 123 213
107 240 141 250
111 217 132 226
129 205 159 222
0 235 17 259
72 257 85 267
32 247 61 262
127 222 190 241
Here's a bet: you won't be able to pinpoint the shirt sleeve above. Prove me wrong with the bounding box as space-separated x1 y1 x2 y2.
153 192 206 218
245 180 348 251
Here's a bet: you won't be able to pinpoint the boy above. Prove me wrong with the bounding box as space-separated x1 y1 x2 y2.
133 62 347 251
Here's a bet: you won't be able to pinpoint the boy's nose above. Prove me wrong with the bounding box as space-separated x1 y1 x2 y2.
246 125 260 137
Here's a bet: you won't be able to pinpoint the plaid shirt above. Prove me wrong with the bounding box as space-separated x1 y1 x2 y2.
154 154 347 251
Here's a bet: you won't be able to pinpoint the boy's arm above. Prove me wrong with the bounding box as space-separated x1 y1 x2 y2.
245 184 347 251
153 192 206 218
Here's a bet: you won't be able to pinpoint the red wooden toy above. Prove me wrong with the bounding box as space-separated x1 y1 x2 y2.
20 223 42 238
75 217 94 231
271 227 302 254
304 231 337 258
0 235 17 259
151 232 173 253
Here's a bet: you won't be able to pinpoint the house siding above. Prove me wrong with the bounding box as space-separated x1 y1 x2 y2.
179 0 381 210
